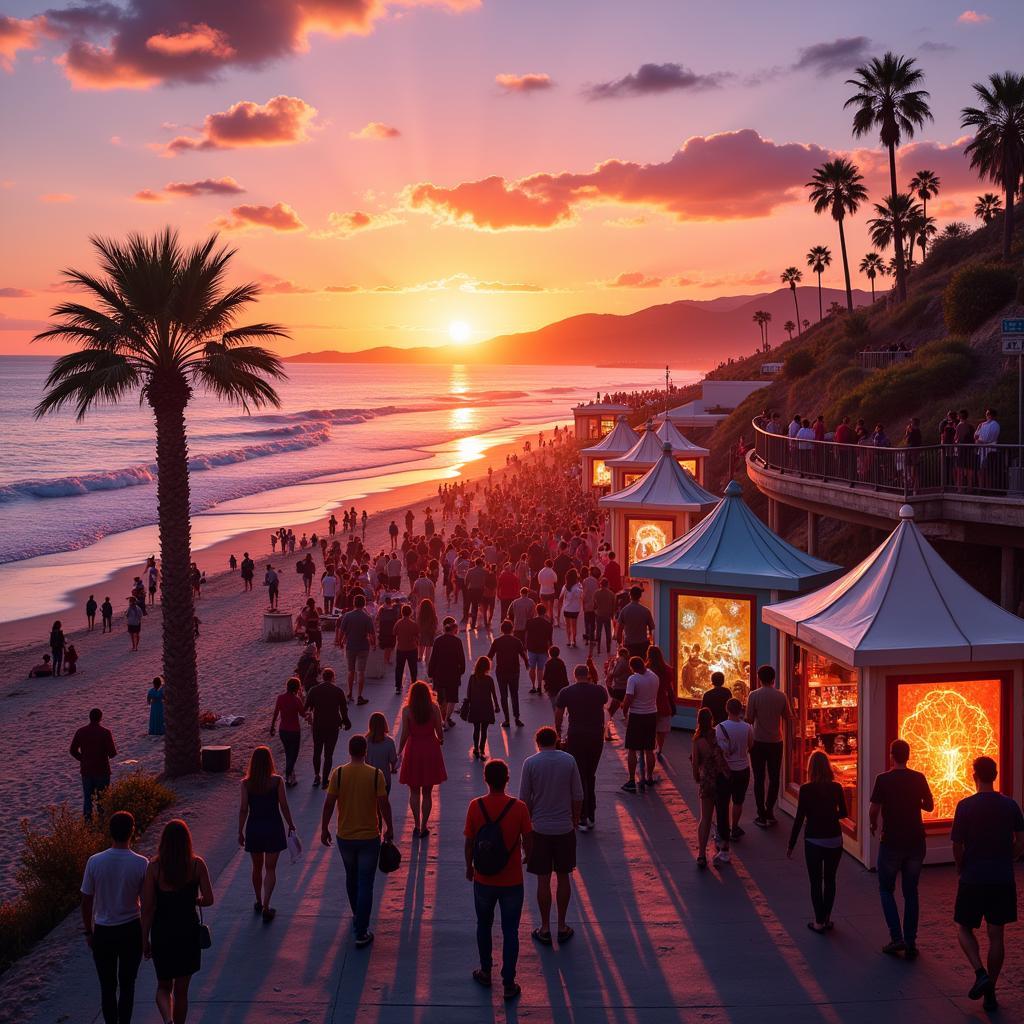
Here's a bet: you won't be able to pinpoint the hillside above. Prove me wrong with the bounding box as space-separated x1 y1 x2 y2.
286 285 871 367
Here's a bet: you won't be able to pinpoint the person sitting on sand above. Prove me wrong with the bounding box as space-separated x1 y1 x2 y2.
29 654 53 678
64 644 79 675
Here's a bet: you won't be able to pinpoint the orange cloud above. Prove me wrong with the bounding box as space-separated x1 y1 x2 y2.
132 189 167 203
406 175 575 230
163 96 318 155
606 272 663 288
313 210 401 238
214 202 305 232
495 72 553 93
0 15 47 70
166 177 246 196
350 121 401 140
145 24 236 59
0 287 33 298
257 274 316 294
957 10 990 23
325 284 360 293
38 192 75 203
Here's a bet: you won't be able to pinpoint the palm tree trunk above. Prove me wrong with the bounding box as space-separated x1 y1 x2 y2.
870 276 875 301
816 272 823 320
837 217 853 312
151 380 201 777
790 287 801 336
888 144 908 302
1004 181 1015 262
921 196 927 259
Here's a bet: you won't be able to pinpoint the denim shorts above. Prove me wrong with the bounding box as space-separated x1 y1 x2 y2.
527 651 548 672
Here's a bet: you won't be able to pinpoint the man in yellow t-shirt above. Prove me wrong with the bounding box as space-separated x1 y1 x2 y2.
321 734 394 947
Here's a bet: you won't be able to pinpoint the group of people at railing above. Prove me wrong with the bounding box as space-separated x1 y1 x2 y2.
752 407 1008 494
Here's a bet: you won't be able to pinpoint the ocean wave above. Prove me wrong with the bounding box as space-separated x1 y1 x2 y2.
0 427 331 503
255 392 529 425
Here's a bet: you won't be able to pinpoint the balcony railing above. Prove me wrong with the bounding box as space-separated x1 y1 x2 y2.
751 421 1024 500
857 350 913 370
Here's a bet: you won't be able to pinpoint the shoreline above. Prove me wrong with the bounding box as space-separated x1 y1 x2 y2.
0 416 568 649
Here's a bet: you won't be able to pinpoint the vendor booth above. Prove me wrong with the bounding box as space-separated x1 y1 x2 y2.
573 401 632 441
630 480 841 728
763 506 1024 866
607 418 710 491
580 415 639 493
599 443 718 579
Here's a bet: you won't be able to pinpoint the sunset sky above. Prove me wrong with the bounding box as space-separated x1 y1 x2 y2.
0 0 1020 356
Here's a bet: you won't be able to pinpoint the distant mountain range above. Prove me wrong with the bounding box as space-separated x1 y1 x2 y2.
286 286 874 367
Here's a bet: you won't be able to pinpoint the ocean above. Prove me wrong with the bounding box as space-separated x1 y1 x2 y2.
0 358 681 622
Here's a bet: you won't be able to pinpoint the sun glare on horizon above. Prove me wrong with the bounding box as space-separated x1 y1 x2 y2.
448 320 472 344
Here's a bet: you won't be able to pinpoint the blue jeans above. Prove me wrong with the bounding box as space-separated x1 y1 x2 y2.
337 838 380 938
473 882 524 985
82 774 110 819
877 842 924 945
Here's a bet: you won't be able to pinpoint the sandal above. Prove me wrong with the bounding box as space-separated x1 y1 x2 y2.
557 926 575 944
531 928 553 945
472 969 492 988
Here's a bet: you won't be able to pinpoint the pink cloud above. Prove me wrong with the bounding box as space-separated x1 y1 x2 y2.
0 15 47 70
145 24 236 59
325 284 359 293
406 175 575 230
606 272 663 288
957 10 991 23
257 274 315 294
495 72 553 93
38 192 75 203
214 202 305 232
165 177 246 196
350 121 401 140
313 210 401 238
163 96 318 155
0 287 33 298
132 189 167 203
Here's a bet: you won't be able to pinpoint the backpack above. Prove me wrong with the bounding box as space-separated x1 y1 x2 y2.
471 798 516 876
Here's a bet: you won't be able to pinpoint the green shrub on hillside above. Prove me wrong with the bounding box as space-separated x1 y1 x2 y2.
944 263 1018 334
827 366 869 401
785 350 815 379
887 293 931 331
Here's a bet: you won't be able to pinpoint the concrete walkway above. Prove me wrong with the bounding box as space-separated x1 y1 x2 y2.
18 631 1024 1024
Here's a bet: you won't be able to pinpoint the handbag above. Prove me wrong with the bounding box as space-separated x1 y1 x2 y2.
197 906 212 950
458 697 471 722
378 839 402 874
287 829 303 864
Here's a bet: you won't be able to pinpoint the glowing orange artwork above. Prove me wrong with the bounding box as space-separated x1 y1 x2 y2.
898 679 1001 821
629 519 671 566
623 472 643 486
676 594 752 701
592 459 611 486
679 459 698 477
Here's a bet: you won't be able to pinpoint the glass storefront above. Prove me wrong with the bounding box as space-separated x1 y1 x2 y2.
789 642 859 835
626 517 673 571
674 591 753 703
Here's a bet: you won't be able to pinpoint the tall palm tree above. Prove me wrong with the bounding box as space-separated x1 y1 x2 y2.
34 231 288 776
908 170 941 256
784 319 796 340
859 251 886 300
845 53 932 301
807 158 868 312
868 194 923 266
780 266 803 336
961 71 1024 261
975 192 1003 224
907 211 937 264
762 311 772 351
752 310 765 351
806 245 832 320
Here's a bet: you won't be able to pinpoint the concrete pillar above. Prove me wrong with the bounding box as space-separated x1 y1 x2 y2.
806 511 819 558
1000 546 1016 611
767 498 778 534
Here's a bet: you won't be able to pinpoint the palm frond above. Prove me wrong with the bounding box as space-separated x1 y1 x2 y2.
34 350 140 420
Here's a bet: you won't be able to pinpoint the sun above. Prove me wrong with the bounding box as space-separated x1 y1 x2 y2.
448 320 472 344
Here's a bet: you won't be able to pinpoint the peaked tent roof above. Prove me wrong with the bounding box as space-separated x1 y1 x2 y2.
599 444 719 514
631 480 841 591
655 418 710 457
580 415 640 457
763 506 1024 665
609 419 711 469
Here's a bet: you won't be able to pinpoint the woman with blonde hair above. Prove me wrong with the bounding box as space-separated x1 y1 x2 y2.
417 597 439 664
238 745 296 922
142 819 214 1024
787 749 848 933
397 680 447 837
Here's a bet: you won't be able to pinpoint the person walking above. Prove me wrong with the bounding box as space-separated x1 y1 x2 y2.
647 645 676 768
70 708 117 819
541 645 569 711
869 739 935 958
304 667 351 789
524 604 553 695
81 811 148 1024
101 596 114 633
427 616 465 728
263 565 279 610
376 596 398 669
147 677 165 737
745 664 793 828
508 587 535 647
125 597 143 652
951 755 1024 1010
616 587 654 659
365 713 398 792
466 656 501 759
486 620 528 728
141 820 214 1024
555 664 608 831
398 681 448 838
49 620 66 675
519 727 583 946
559 570 583 648
700 671 730 725
240 553 254 592
320 733 395 948
86 594 98 631
393 603 420 696
716 698 753 841
464 758 532 1001
336 595 376 705
269 677 304 787
604 645 631 741
592 578 617 655
787 750 847 934
691 708 732 868
417 597 439 665
238 746 296 922
621 657 658 792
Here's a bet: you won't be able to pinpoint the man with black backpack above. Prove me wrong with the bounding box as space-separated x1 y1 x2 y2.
463 759 533 1001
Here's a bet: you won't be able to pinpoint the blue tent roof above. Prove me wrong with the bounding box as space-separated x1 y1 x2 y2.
630 480 842 592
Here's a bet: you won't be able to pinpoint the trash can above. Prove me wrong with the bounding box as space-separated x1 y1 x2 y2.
201 745 231 773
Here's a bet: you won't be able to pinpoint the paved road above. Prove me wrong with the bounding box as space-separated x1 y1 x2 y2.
21 629 1023 1023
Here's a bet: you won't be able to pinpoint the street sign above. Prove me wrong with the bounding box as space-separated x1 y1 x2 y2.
1004 319 1024 354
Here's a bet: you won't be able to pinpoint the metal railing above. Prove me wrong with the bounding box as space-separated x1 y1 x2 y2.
751 421 1024 500
857 350 913 370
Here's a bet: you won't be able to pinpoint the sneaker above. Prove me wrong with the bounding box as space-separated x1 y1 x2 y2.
753 817 769 829
312 775 321 787
621 780 637 793
765 816 779 827
983 986 998 1012
356 697 369 706
968 969 991 1000
514 719 524 727
501 721 510 729
577 821 590 832
881 940 906 956
355 931 375 948
731 826 745 840
713 849 730 865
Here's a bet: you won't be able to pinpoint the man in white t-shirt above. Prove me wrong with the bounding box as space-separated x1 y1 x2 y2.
716 697 754 841
537 561 558 620
81 810 149 1024
321 570 338 614
621 657 660 792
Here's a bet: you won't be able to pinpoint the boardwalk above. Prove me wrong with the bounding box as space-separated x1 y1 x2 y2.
14 631 1024 1024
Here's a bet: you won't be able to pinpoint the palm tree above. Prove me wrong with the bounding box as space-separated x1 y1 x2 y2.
827 301 844 317
845 53 932 301
34 231 288 776
807 158 868 312
752 310 765 351
961 72 1024 261
859 251 886 300
907 211 936 264
780 267 803 336
784 319 796 340
802 319 810 331
975 192 1003 224
868 194 922 264
908 170 941 256
940 221 971 240
806 245 832 320
762 311 772 351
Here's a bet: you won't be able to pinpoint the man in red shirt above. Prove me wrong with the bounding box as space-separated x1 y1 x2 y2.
70 708 117 819
603 554 622 594
464 759 533 1001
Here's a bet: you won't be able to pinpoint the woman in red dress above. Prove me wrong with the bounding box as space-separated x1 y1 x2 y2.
398 681 447 838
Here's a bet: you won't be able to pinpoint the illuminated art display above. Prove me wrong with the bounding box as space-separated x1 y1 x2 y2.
600 417 615 435
897 678 1001 821
592 459 611 486
680 459 697 477
628 518 672 566
675 593 752 702
623 472 642 487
